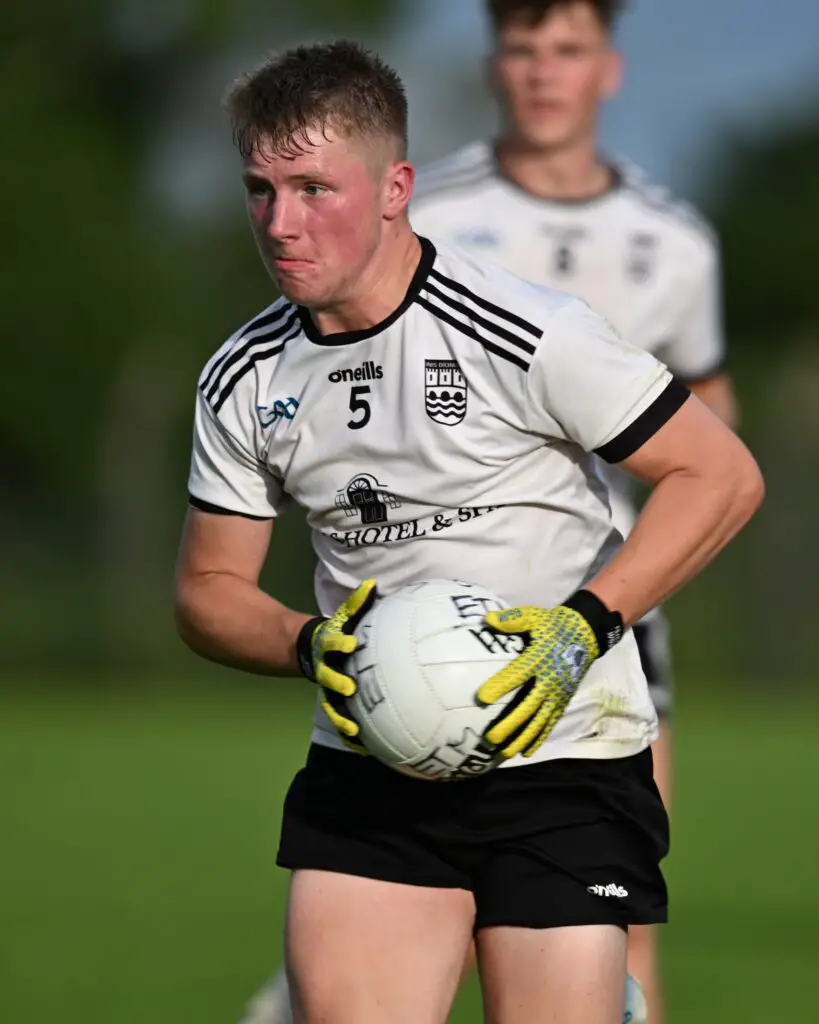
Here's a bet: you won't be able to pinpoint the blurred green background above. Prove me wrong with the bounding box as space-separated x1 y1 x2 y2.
3 0 819 1021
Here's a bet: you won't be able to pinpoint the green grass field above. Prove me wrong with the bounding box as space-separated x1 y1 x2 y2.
1 681 817 1023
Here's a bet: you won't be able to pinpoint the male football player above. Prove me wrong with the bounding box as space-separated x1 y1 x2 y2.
244 7 735 1020
409 3 737 1020
175 39 762 1024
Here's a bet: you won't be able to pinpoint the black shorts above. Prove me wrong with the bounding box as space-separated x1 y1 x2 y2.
277 745 669 931
633 617 673 718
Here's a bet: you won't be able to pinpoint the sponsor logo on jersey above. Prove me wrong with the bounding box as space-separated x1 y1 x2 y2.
455 228 500 248
626 232 658 283
328 361 383 384
256 396 299 427
540 224 587 277
330 500 500 549
335 473 402 526
587 883 629 898
425 359 467 425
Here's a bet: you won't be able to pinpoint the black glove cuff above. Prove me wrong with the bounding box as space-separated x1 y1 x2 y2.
562 590 624 653
295 616 327 682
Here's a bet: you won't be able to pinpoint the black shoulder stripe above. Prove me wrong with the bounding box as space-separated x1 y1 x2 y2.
594 379 690 464
424 281 536 356
234 301 294 345
203 307 299 403
418 296 531 372
200 303 294 396
211 323 301 415
430 270 543 339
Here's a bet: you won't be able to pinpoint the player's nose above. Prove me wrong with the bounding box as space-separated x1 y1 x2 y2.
528 52 559 82
267 195 299 241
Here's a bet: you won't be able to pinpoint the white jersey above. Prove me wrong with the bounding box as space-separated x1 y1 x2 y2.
188 238 688 764
411 141 725 537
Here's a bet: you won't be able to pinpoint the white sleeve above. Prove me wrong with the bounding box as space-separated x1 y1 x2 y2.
187 389 283 518
656 236 725 382
525 299 689 463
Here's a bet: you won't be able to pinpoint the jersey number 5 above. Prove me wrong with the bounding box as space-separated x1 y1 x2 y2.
348 385 371 430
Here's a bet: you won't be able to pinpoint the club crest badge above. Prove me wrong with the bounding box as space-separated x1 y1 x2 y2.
425 359 467 426
627 232 658 283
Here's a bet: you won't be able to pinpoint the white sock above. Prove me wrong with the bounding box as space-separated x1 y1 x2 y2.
239 967 293 1024
624 973 649 1024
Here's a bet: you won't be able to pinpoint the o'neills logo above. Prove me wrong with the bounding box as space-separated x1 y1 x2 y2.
328 361 383 383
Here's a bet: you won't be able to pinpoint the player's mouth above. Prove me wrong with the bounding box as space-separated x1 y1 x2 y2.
273 256 313 272
526 98 566 115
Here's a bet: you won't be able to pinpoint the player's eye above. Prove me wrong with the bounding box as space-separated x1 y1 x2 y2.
303 183 327 197
503 44 535 59
246 181 272 199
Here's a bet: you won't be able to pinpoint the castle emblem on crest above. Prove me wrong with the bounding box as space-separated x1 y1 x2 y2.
424 359 467 426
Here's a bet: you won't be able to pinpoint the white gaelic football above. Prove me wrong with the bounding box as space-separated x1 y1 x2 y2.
347 579 524 781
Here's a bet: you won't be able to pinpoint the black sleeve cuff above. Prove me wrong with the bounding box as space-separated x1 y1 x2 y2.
188 495 273 521
594 378 690 464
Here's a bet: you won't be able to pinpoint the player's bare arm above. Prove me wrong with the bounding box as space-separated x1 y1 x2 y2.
174 509 310 676
688 371 738 429
588 394 762 624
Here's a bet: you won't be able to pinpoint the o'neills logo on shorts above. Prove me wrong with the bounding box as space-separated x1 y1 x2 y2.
587 883 629 898
328 361 383 383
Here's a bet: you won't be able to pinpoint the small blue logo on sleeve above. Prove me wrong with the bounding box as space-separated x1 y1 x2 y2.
256 397 300 427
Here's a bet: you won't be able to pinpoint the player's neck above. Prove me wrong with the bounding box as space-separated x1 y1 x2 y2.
495 135 613 202
308 229 422 337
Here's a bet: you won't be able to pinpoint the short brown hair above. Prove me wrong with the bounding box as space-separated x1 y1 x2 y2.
224 40 408 159
488 0 626 32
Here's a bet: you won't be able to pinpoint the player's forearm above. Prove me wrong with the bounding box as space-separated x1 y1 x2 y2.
174 572 312 676
587 454 764 625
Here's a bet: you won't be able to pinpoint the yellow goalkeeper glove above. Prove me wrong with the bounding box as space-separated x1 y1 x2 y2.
477 590 624 760
295 579 378 755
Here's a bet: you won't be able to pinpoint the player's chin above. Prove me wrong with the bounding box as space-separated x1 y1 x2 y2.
520 122 580 152
272 273 322 306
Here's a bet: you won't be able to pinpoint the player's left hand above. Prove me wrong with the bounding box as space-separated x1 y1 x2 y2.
296 579 378 755
476 591 623 759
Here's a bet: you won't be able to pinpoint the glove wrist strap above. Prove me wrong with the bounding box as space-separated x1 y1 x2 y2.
295 616 327 682
563 590 624 653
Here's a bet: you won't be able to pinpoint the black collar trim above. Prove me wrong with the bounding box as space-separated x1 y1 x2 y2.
493 141 623 207
299 235 436 347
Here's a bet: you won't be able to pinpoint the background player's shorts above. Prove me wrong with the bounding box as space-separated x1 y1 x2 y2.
277 745 669 931
633 610 673 718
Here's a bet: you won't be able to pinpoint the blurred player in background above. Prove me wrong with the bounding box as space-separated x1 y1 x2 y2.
238 4 737 1022
411 1 738 1022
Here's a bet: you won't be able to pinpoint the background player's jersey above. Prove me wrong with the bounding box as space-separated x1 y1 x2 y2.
188 238 686 764
411 141 725 538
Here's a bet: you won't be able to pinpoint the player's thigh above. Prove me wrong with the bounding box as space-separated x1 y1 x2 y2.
477 923 627 1024
285 868 475 1024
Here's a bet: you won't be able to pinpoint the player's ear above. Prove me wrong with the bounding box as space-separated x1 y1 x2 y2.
383 160 414 221
602 47 623 99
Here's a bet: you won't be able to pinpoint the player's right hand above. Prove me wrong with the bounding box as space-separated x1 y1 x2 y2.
295 579 378 754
